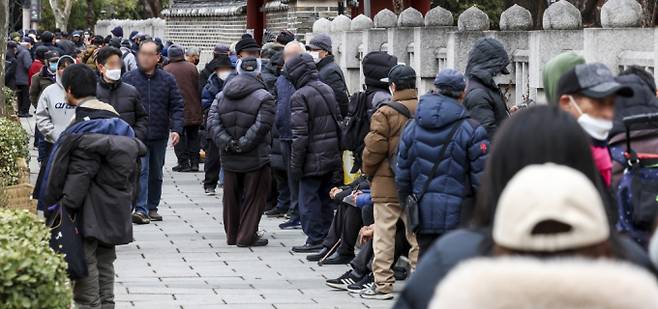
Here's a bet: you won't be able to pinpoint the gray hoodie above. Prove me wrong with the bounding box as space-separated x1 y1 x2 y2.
35 56 76 143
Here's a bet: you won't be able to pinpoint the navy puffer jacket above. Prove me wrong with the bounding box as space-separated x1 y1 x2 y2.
396 92 489 234
122 68 184 140
286 54 341 178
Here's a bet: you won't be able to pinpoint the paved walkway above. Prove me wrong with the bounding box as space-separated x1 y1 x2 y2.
21 117 396 309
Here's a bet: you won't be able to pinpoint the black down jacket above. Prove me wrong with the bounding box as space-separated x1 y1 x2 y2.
286 53 342 179
96 79 149 142
463 37 510 138
317 55 349 117
207 73 275 173
45 132 146 246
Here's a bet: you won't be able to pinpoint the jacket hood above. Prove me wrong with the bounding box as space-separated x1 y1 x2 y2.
416 91 468 130
362 51 397 89
430 257 658 309
611 73 658 137
284 53 318 89
542 52 585 105
222 74 267 99
465 38 510 87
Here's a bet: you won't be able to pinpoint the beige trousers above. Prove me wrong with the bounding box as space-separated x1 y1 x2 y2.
372 202 419 293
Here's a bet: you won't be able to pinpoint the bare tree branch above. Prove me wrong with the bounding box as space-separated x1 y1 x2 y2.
49 0 76 31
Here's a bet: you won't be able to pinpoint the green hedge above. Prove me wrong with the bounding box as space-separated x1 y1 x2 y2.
0 117 29 186
0 209 72 308
2 87 17 115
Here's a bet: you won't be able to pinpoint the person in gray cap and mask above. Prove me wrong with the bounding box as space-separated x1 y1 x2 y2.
307 33 349 117
207 57 275 247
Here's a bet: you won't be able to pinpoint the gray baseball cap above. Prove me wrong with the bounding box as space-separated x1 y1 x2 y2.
557 63 633 99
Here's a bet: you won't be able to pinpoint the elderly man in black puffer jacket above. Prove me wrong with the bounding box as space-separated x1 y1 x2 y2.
285 53 342 253
95 47 148 142
207 57 275 247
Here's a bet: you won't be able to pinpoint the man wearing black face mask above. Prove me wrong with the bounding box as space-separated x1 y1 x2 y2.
556 63 633 188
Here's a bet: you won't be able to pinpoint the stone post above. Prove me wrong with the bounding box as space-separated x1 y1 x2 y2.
446 6 489 73
528 0 583 103
414 6 455 94
357 9 396 88
387 7 423 68
330 14 351 69
584 0 650 74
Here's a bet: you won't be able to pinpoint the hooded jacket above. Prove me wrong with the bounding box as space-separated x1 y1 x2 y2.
122 67 185 140
164 58 203 126
29 65 55 108
430 257 658 309
396 92 489 233
317 55 349 117
286 53 342 178
207 74 275 173
463 38 510 138
609 73 658 188
362 89 418 203
40 98 146 245
96 77 149 142
35 58 76 143
260 59 279 94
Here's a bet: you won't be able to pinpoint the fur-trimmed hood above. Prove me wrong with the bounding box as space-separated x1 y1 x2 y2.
430 257 658 309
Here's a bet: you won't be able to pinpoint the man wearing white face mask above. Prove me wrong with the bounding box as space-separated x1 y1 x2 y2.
557 63 633 187
307 33 349 117
96 47 149 142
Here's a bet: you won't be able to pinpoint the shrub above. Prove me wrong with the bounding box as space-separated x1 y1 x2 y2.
0 209 72 308
0 117 29 186
2 87 17 115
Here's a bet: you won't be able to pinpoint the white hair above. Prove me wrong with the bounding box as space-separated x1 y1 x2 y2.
284 40 306 54
185 47 201 57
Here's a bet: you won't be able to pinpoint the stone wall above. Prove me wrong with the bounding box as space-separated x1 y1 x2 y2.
94 18 167 40
312 0 656 106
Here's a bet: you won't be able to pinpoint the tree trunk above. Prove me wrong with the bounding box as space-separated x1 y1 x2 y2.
145 0 161 17
86 0 94 29
0 0 7 115
638 0 657 26
140 0 155 18
49 0 74 31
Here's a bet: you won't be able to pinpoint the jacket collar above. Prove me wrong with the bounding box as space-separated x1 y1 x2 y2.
99 76 121 90
77 97 119 116
139 67 159 79
316 55 335 70
392 88 417 102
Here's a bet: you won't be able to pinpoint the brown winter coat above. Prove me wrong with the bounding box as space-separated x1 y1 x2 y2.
82 44 99 71
430 257 658 309
29 70 55 108
164 59 202 126
362 88 418 203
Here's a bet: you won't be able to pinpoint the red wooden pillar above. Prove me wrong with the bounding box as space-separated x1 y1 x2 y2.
246 0 264 44
409 0 430 14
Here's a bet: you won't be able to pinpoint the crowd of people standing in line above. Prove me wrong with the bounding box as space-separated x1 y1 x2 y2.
7 23 658 308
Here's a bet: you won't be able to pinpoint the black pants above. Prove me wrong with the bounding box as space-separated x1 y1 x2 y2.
174 125 200 165
203 138 221 189
16 84 30 115
223 165 271 246
322 202 362 256
273 168 290 212
350 220 410 276
281 141 299 218
416 233 442 259
298 173 335 244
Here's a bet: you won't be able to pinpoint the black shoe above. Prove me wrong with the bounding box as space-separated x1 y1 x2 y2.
148 210 163 221
18 113 32 118
186 162 199 172
132 212 150 224
347 273 374 294
394 266 409 281
325 270 363 291
237 236 269 247
292 242 323 253
264 208 287 218
204 187 216 196
278 218 301 230
172 164 185 172
306 247 330 262
319 251 354 266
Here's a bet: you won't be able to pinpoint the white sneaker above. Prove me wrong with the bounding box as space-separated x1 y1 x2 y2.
359 284 393 300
